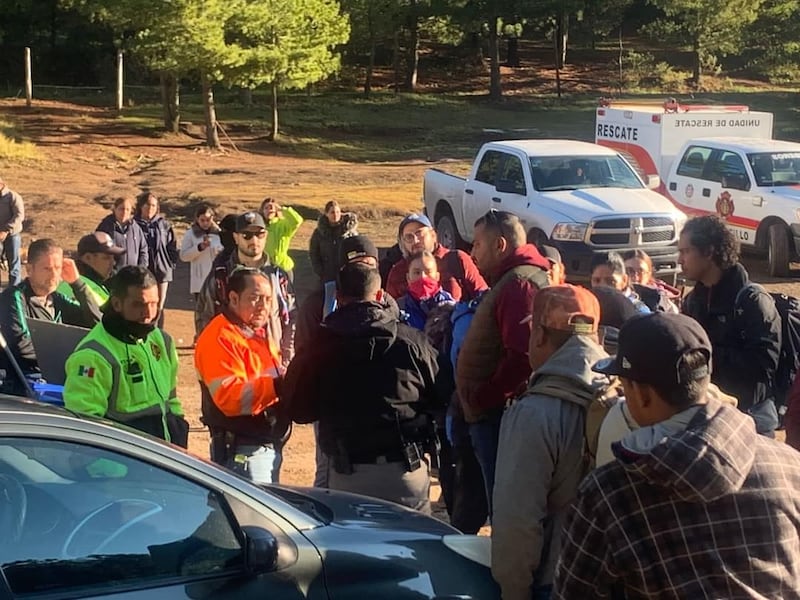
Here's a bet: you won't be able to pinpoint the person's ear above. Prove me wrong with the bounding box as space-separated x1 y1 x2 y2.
531 323 547 348
432 271 441 282
406 272 412 283
496 235 508 255
227 291 239 309
110 296 123 313
621 273 630 288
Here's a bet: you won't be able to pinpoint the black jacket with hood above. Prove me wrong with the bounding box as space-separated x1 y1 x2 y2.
308 212 358 284
682 263 781 411
284 300 439 460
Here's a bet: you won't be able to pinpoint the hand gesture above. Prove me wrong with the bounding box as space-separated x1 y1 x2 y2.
61 257 80 284
0 232 8 242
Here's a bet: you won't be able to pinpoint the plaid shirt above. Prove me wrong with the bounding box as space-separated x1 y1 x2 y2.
554 399 800 599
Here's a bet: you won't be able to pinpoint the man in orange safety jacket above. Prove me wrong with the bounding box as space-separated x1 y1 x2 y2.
195 267 290 484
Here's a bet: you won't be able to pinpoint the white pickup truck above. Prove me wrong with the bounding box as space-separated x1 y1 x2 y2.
423 139 687 282
596 101 800 276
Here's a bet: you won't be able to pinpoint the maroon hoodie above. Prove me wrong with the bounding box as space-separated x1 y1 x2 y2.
474 244 550 414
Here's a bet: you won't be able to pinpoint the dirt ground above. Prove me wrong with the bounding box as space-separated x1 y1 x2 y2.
1 99 797 518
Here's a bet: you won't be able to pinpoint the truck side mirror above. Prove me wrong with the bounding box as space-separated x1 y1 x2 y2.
646 174 661 190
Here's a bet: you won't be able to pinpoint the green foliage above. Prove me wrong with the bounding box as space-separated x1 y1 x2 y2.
612 50 688 91
642 0 765 83
745 0 800 84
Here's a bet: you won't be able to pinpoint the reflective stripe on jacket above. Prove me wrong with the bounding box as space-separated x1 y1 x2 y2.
63 322 182 440
57 276 109 307
195 313 281 419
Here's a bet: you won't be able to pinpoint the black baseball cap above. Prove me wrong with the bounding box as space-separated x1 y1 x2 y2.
78 231 125 256
591 286 638 329
593 313 712 388
235 211 266 232
339 235 379 269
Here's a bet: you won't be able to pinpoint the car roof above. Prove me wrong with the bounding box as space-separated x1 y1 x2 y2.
686 137 800 153
486 139 617 157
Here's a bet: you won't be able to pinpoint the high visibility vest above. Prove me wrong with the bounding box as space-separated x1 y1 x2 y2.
57 276 109 307
63 322 182 441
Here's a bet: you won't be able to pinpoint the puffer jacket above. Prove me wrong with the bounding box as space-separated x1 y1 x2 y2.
135 215 179 282
308 212 358 284
96 214 149 269
284 300 439 461
492 334 609 600
682 263 781 412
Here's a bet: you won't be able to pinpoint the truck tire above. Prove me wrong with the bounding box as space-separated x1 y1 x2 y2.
768 222 791 278
436 212 464 250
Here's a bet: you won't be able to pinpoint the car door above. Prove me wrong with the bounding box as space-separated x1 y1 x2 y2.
667 144 715 213
463 149 503 228
0 435 327 600
705 149 759 246
492 152 530 216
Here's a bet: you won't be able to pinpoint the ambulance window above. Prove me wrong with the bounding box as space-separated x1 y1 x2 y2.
497 155 527 194
676 146 712 179
475 151 503 185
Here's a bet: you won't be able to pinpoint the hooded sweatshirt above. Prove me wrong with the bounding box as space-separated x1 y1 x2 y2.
308 212 358 283
284 300 439 461
492 334 610 600
555 399 800 599
456 244 550 421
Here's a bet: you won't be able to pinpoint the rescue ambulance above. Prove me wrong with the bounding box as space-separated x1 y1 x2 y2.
596 99 800 276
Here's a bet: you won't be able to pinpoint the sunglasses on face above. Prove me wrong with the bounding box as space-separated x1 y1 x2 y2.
240 230 266 240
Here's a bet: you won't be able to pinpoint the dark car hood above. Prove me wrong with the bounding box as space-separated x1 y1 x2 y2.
268 485 456 535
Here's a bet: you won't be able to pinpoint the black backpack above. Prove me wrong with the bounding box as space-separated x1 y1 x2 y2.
735 284 800 411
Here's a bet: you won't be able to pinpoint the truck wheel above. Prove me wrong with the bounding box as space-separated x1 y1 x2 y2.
768 222 791 278
436 213 463 250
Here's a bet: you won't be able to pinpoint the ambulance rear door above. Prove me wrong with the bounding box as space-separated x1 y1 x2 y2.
595 107 663 181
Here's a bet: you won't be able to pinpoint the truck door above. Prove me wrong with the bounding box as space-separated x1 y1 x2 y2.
667 144 715 213
464 149 503 228
704 149 758 247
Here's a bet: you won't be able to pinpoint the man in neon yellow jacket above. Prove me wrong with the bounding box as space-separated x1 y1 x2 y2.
57 231 123 307
260 197 303 279
63 265 188 447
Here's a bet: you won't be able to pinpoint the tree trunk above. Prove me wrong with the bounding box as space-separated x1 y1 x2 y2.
553 26 562 99
365 43 375 97
468 32 484 66
557 11 569 68
392 30 401 96
506 37 520 67
159 73 180 133
269 81 279 141
488 16 502 100
692 47 702 87
201 76 220 149
239 87 253 107
405 0 420 92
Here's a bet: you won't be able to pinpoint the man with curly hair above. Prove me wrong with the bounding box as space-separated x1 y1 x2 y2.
679 215 781 435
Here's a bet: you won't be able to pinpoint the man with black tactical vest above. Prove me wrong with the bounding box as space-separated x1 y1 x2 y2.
195 267 289 484
57 231 124 306
63 266 188 447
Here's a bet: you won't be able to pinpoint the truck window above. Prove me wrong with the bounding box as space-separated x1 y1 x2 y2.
475 150 503 186
675 146 713 179
497 154 527 194
707 151 750 191
748 152 800 187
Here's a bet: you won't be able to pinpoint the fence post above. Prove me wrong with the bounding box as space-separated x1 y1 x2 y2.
116 50 124 111
24 47 32 107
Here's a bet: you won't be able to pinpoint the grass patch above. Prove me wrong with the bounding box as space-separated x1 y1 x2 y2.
118 89 800 163
0 119 39 162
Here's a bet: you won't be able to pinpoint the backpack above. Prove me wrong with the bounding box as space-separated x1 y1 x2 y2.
735 284 800 412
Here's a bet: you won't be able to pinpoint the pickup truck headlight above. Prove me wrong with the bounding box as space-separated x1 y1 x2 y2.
551 223 588 242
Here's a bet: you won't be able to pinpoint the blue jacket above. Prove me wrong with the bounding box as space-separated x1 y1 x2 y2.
399 289 455 331
135 216 179 282
96 214 149 270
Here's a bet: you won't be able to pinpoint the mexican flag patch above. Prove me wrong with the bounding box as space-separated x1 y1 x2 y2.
78 366 95 378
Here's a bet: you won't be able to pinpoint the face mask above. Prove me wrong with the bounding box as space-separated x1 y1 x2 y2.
407 275 440 301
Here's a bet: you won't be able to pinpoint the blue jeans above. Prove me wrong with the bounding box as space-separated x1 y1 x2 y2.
469 411 503 516
531 584 553 600
228 442 284 484
749 399 779 438
3 233 21 287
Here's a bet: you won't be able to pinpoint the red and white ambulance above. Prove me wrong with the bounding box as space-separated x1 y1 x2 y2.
596 99 800 276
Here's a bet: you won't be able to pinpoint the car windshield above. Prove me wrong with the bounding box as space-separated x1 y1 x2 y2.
530 155 643 191
747 151 800 186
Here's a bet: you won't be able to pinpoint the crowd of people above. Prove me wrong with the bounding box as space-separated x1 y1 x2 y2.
1 171 800 598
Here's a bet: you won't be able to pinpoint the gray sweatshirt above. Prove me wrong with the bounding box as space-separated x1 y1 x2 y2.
491 334 609 600
0 185 24 235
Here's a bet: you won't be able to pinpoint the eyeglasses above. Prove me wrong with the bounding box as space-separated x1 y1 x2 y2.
402 229 431 244
240 230 266 240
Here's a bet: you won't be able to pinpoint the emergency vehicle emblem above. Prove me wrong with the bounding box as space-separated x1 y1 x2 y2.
715 191 735 220
151 343 162 360
686 184 694 198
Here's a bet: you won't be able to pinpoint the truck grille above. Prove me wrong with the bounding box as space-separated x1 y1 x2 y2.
588 216 676 248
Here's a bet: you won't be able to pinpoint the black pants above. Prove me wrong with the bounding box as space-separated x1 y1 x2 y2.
440 427 488 534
